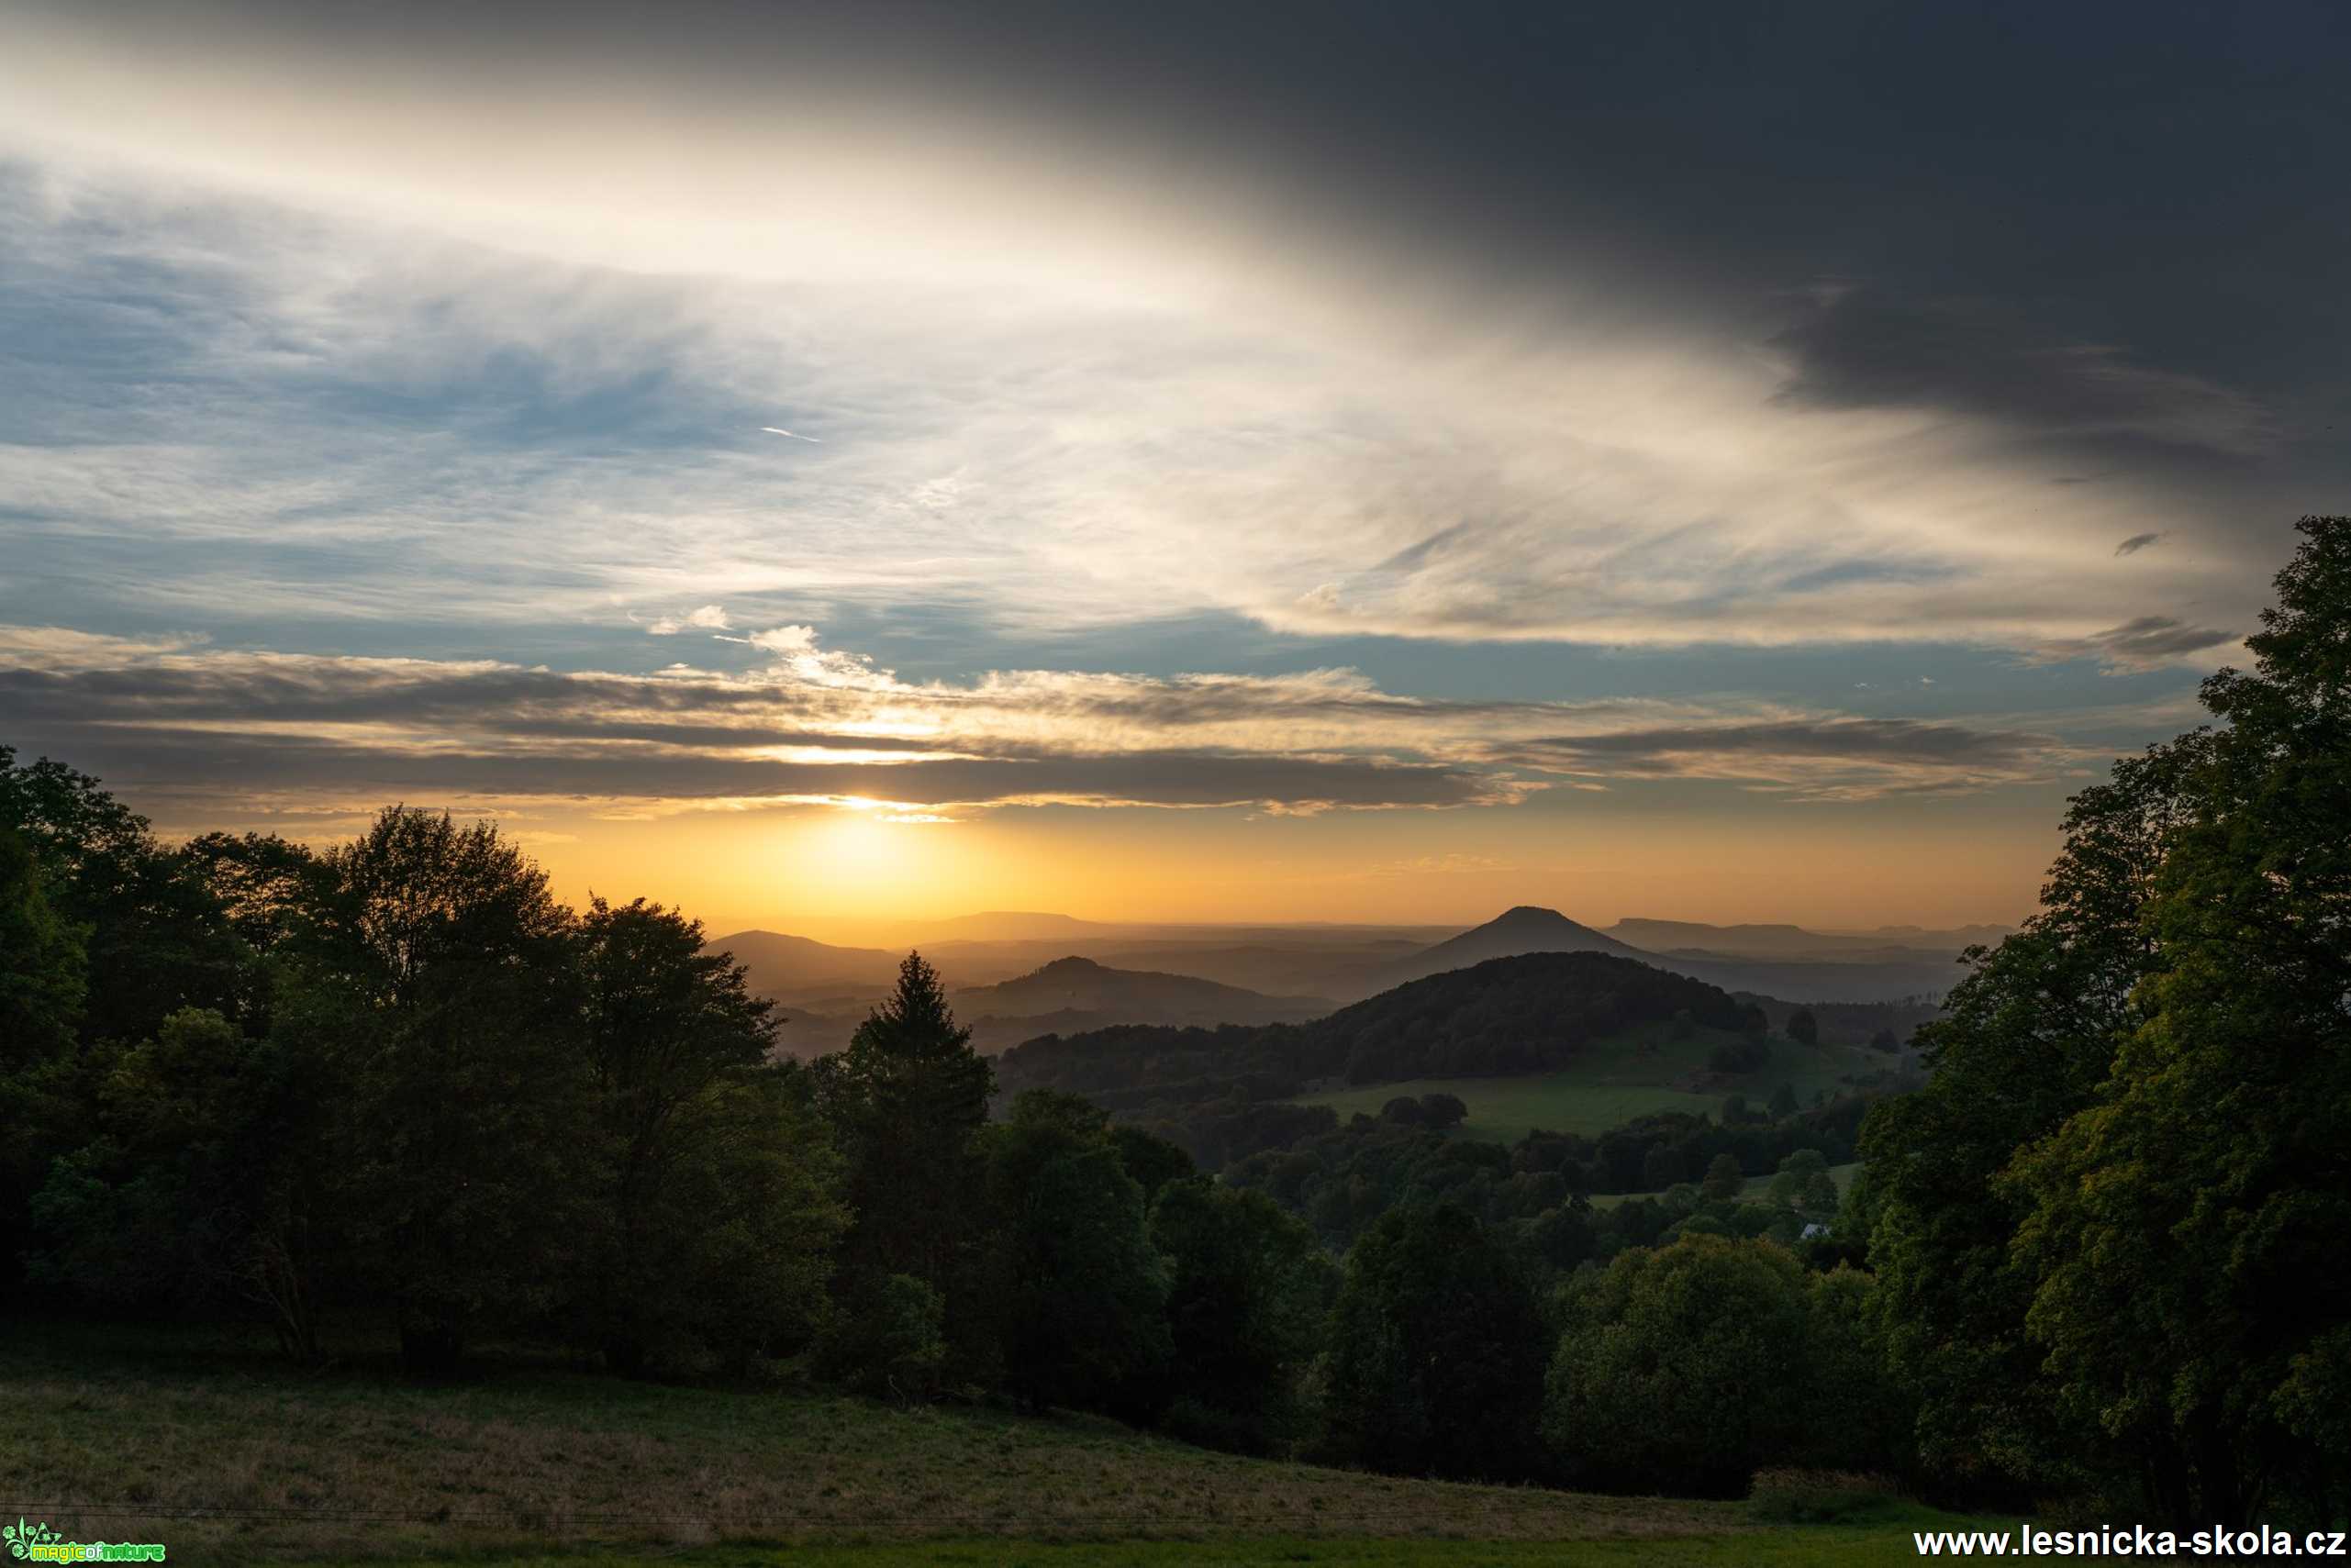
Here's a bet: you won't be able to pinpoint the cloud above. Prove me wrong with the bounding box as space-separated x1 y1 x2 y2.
0 148 2281 668
0 621 2093 825
2113 532 2164 557
2032 616 2235 672
1772 291 2277 458
1484 717 2065 801
646 604 732 635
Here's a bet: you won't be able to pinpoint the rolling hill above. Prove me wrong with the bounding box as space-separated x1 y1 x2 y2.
1356 906 1650 994
997 949 1753 1106
703 929 903 996
953 956 1331 1051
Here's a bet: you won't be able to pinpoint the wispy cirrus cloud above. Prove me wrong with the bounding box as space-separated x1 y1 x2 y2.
0 154 2277 666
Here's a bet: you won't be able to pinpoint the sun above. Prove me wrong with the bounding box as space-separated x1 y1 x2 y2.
798 805 930 897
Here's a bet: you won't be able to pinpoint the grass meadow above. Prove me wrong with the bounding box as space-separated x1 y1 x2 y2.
1 1321 1992 1567
1286 1027 1880 1143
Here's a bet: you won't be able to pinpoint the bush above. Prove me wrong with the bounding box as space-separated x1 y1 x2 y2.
1748 1468 1901 1524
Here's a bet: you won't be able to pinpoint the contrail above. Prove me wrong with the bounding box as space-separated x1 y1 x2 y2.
761 427 823 442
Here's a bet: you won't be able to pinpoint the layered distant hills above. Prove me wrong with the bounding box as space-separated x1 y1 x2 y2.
952 956 1329 1051
707 903 2003 1056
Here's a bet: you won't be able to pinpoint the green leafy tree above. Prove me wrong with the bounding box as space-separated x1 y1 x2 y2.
1109 1124 1196 1204
573 897 842 1374
305 807 594 1373
666 1065 847 1376
27 1005 331 1358
0 824 89 1302
983 1091 1171 1417
1418 1091 1469 1129
1786 1007 1819 1047
1700 1151 1745 1202
1859 736 2193 1499
0 748 244 1045
1543 1233 1816 1495
2002 517 2351 1529
1766 1081 1799 1119
1151 1177 1335 1453
821 1273 948 1401
1323 1202 1546 1481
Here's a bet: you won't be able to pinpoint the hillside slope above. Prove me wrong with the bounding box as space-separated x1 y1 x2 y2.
1 1323 1739 1561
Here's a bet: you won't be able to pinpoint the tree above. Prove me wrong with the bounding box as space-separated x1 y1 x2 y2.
1766 1081 1800 1120
1378 1095 1427 1126
1641 1145 1685 1190
1109 1124 1196 1204
1709 1035 1769 1074
819 951 996 1373
1868 1026 1901 1053
983 1091 1171 1417
0 748 245 1046
2002 517 2351 1529
572 897 841 1375
0 826 84 1075
663 1065 846 1377
0 826 87 1299
1323 1203 1546 1481
306 807 594 1373
1151 1178 1334 1453
1786 1007 1819 1047
1859 736 2193 1501
1863 517 2351 1523
1418 1091 1469 1129
1543 1233 1817 1495
1700 1151 1745 1203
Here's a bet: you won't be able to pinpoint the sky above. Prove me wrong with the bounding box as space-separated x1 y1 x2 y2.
1 0 2344 933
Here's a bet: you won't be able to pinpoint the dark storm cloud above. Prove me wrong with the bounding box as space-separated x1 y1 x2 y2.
35 0 2344 480
1771 293 2275 457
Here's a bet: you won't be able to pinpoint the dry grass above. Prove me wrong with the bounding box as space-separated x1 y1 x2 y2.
0 1321 1738 1564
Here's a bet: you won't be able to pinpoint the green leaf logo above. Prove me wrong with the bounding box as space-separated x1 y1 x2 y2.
5 1518 61 1559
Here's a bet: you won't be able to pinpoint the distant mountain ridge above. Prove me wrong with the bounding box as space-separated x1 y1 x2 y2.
703 929 903 996
956 955 1323 1018
1606 917 2010 960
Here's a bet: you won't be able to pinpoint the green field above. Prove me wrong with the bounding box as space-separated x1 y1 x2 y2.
1 1322 1996 1567
1287 1026 1881 1144
1587 1162 1862 1210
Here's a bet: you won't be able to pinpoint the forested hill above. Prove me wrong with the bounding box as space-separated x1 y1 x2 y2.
997 950 1751 1104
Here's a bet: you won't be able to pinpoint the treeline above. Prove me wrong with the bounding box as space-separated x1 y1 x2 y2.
1224 1101 1868 1254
